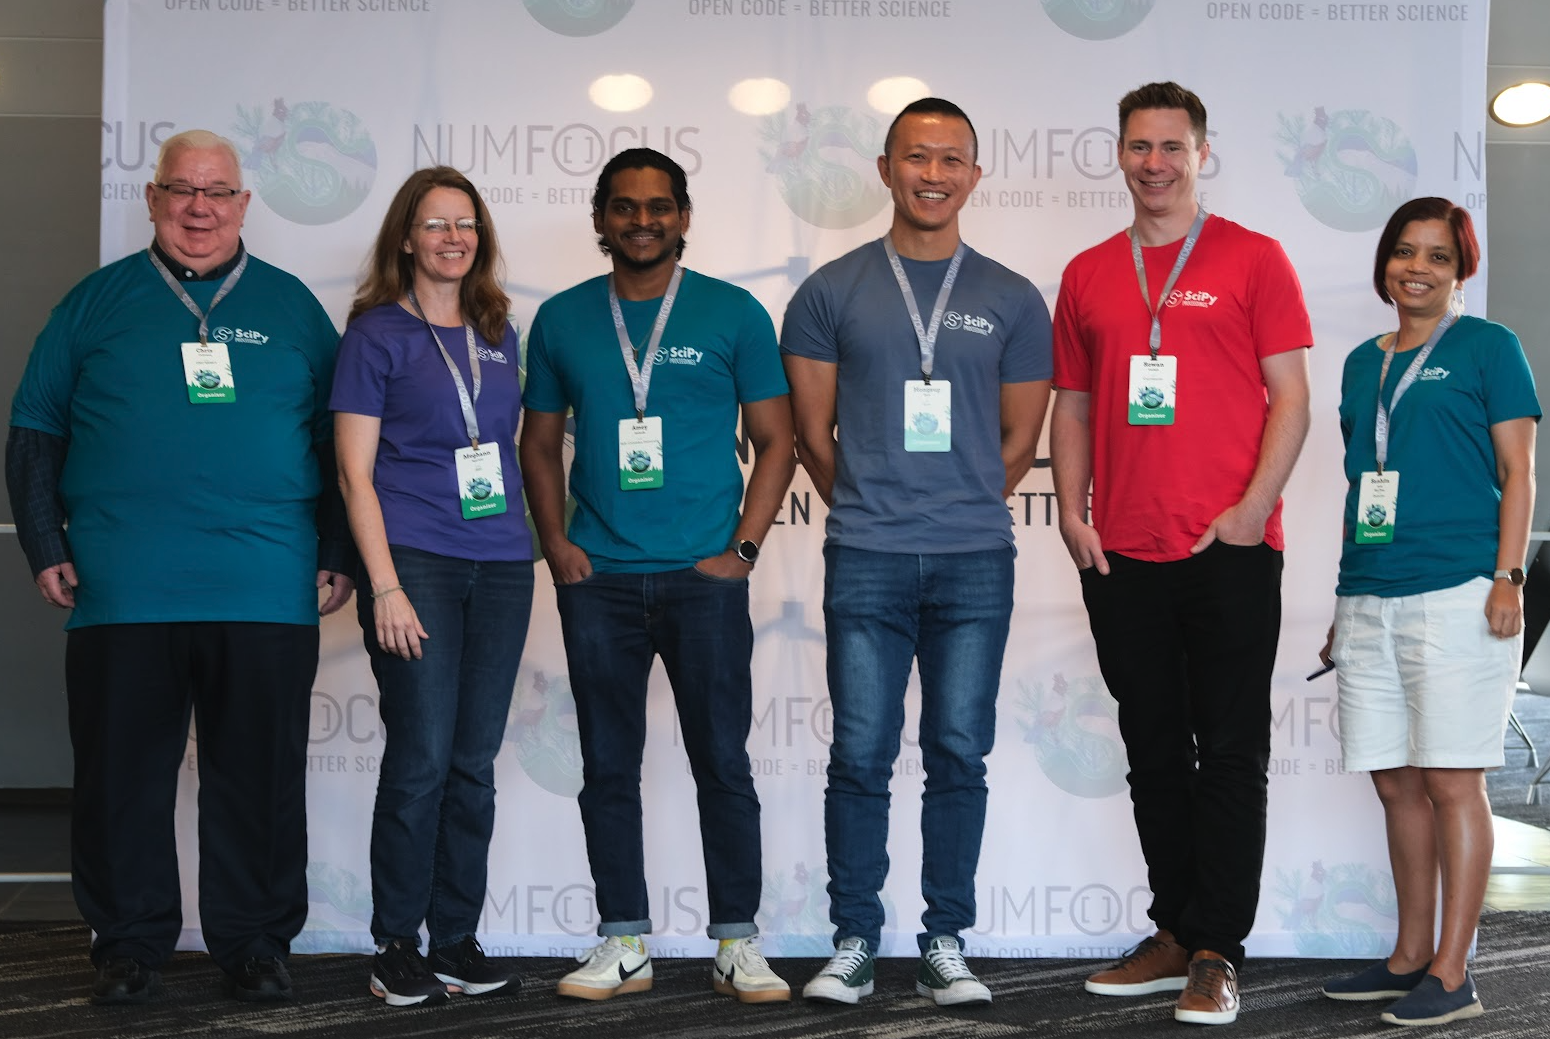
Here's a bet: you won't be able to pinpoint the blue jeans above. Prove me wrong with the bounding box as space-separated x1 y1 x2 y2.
821 544 1014 954
361 546 534 948
555 567 761 939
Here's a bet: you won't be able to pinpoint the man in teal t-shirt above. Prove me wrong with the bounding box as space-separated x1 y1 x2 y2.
521 148 794 1005
5 131 353 1007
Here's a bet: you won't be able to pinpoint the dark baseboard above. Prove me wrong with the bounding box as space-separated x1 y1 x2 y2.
0 788 71 807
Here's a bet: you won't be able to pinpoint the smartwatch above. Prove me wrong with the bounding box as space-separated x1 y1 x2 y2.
732 539 760 566
1494 567 1527 586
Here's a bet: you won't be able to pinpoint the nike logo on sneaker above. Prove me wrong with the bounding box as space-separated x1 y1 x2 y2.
618 961 648 981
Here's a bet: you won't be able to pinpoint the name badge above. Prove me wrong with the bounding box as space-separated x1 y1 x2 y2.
619 416 664 489
1354 471 1399 544
454 444 507 519
1128 355 1175 425
181 341 235 403
904 379 951 452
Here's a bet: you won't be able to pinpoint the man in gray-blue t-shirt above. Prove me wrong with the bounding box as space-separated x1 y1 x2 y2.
781 97 1052 1007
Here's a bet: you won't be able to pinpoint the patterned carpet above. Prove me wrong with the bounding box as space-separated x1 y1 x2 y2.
4 914 1550 1039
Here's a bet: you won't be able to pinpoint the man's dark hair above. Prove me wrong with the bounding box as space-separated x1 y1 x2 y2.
1118 82 1208 146
884 97 978 162
591 148 691 259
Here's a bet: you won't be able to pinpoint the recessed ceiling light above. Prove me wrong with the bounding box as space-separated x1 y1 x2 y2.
1490 82 1550 127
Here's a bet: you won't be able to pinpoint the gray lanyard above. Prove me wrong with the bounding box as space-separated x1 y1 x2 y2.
609 264 684 421
407 289 482 448
883 236 965 384
148 246 248 344
1129 207 1208 360
1374 310 1456 473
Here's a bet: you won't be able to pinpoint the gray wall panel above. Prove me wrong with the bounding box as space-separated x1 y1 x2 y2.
1 0 102 787
0 0 103 40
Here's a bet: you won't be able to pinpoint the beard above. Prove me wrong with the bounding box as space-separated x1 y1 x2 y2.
597 233 683 270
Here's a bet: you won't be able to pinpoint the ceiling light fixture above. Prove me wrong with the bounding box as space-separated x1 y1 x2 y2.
1490 81 1550 127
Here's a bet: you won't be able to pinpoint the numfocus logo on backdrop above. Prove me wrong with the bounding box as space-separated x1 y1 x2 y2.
1042 0 1155 40
1275 107 1417 232
760 103 888 230
524 0 634 36
232 99 377 226
757 861 832 956
1271 860 1397 957
1013 673 1128 798
300 860 373 952
504 665 584 797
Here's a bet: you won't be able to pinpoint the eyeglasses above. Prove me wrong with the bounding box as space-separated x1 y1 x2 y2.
415 218 481 235
156 183 244 202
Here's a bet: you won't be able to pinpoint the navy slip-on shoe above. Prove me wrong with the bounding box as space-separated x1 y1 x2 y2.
1323 959 1430 1001
1379 972 1483 1026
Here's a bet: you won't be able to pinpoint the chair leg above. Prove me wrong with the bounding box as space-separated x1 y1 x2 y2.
1529 755 1550 806
1508 708 1538 770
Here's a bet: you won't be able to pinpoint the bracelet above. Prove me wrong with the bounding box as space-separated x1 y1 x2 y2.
372 585 404 600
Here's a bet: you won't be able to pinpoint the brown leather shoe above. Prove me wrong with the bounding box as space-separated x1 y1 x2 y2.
1084 929 1189 996
1174 950 1239 1025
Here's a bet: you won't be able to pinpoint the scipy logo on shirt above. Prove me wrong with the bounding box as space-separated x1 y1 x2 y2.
651 345 704 366
211 326 270 345
477 346 509 364
1165 289 1217 309
942 311 995 337
1417 366 1450 381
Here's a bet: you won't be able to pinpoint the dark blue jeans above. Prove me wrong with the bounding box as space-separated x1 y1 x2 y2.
821 545 1014 954
361 546 534 948
555 567 761 939
1079 541 1282 970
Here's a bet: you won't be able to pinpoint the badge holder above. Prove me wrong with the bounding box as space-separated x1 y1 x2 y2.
181 341 235 403
904 380 952 452
619 416 665 489
1354 471 1398 544
455 444 507 519
1128 355 1175 425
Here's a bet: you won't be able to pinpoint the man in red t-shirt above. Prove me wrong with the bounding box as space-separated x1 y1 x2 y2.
1050 82 1313 1028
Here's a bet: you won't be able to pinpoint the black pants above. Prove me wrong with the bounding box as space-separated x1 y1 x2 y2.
65 622 318 973
1080 542 1282 969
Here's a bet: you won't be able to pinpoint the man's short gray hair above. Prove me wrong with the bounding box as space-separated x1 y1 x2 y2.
152 130 244 186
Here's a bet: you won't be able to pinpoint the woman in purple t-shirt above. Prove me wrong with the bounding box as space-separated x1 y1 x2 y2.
333 167 534 1008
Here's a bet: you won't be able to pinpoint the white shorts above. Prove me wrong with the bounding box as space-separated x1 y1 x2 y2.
1332 577 1521 771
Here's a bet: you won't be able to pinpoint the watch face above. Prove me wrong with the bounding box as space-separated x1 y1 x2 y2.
736 540 759 564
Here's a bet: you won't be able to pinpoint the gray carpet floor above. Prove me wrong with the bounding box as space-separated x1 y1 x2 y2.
3 913 1549 1038
1492 687 1550 829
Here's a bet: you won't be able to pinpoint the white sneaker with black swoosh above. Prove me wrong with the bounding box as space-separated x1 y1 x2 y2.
556 936 653 1000
713 936 790 1002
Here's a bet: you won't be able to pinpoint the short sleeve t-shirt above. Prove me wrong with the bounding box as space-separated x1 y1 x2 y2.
523 269 787 572
780 240 1052 554
1052 215 1313 561
1336 316 1540 597
331 302 533 562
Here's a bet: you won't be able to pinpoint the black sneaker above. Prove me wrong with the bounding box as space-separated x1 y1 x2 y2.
370 938 451 1008
91 956 161 1005
227 956 294 1002
429 935 517 996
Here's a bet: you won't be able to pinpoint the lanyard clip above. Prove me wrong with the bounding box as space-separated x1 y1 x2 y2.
636 409 644 422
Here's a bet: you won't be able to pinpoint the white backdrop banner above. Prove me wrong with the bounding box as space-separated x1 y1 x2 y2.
101 0 1491 959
